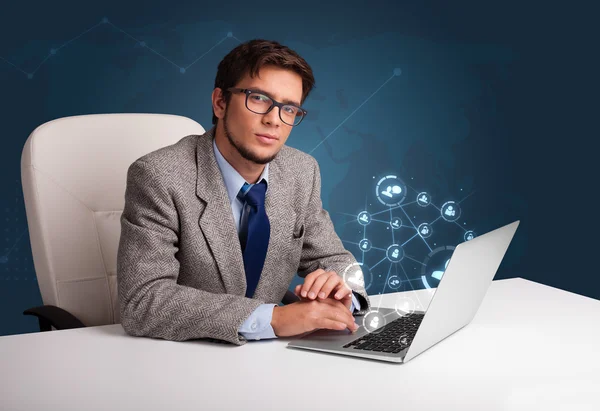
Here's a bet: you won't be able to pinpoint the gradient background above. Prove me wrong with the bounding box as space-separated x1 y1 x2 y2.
0 0 596 336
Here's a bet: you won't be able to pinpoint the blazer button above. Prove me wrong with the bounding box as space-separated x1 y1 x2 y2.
251 322 257 330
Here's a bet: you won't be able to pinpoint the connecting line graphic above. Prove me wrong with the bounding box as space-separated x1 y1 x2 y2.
308 69 401 155
0 17 242 78
370 264 393 312
399 204 433 253
370 256 388 271
335 174 478 317
390 209 395 244
397 262 428 311
371 260 428 315
458 191 475 204
342 241 386 252
370 201 417 216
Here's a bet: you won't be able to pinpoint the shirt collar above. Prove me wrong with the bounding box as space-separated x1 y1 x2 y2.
212 137 269 205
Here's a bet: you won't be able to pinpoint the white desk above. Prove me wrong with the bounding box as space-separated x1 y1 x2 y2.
1 278 599 411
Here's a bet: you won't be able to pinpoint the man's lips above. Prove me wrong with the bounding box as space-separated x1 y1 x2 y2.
255 133 278 140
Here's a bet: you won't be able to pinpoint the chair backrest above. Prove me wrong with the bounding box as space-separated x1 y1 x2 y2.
21 113 205 327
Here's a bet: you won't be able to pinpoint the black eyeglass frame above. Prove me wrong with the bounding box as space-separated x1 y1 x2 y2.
227 87 308 126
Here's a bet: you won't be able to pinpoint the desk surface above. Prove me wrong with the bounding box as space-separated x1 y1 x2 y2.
1 278 599 411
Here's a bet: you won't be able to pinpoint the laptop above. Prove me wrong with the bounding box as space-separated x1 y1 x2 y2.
287 220 520 363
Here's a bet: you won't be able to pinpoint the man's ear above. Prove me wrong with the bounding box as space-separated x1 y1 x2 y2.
212 88 227 120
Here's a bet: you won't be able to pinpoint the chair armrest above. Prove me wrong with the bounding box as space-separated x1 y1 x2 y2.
23 305 86 332
281 290 300 305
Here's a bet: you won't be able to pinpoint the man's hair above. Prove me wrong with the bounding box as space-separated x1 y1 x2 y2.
212 39 315 125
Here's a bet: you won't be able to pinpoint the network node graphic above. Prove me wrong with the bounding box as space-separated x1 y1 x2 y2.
416 192 431 207
358 239 372 252
375 175 407 207
357 211 372 225
394 296 417 316
343 262 374 292
362 309 387 334
339 172 476 299
386 244 404 263
417 223 432 238
420 246 456 289
441 201 461 222
390 216 402 230
387 275 402 290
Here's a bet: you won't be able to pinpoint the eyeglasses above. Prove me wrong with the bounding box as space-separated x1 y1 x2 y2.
227 88 307 126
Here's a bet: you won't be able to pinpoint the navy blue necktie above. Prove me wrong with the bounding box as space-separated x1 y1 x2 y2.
238 180 270 298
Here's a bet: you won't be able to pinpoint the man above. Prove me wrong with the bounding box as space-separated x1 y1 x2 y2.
117 39 370 345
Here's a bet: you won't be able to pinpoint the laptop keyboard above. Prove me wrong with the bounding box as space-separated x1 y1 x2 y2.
343 313 424 354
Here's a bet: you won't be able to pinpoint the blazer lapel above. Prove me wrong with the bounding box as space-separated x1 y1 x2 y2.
195 128 246 296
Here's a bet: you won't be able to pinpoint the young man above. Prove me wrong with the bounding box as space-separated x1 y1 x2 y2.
117 39 370 345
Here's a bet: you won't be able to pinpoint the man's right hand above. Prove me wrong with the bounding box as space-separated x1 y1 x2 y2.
270 298 359 337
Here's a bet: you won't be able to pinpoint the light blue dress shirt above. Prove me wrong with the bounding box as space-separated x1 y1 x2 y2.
212 138 360 341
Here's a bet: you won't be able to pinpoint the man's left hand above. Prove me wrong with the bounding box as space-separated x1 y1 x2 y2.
294 269 353 311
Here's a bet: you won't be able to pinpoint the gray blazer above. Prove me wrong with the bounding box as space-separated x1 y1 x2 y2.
117 127 371 345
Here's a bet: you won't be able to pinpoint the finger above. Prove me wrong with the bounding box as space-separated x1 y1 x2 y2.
300 269 325 298
318 274 343 300
294 284 301 296
331 306 359 331
321 297 349 309
333 282 353 300
307 271 334 299
322 300 356 328
332 288 353 310
315 318 349 331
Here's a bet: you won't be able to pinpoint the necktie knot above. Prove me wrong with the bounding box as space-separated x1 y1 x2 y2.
239 180 267 208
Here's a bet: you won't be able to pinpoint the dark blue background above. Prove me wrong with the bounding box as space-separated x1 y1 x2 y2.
1 0 596 336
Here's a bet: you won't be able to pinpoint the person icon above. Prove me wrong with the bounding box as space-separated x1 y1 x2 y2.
419 194 428 203
376 177 407 207
360 214 369 223
369 317 380 329
382 185 402 198
445 205 455 217
421 226 429 235
391 249 399 259
466 233 473 241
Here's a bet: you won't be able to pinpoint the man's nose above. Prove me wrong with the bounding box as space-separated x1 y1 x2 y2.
262 106 282 125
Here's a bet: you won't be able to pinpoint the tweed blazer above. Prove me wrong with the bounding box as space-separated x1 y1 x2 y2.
117 126 371 345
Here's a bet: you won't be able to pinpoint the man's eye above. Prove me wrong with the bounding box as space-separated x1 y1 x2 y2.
251 94 269 102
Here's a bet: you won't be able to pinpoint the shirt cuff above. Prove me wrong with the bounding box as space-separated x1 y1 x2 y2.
238 303 278 340
350 292 361 313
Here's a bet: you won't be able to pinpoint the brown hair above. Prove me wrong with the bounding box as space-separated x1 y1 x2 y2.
212 39 315 125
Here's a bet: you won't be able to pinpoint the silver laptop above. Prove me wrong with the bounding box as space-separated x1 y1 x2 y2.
287 220 520 363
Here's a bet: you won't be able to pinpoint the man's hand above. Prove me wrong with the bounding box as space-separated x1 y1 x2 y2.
271 298 359 337
294 269 354 311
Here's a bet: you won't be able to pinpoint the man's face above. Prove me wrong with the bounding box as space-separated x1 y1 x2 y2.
216 65 303 165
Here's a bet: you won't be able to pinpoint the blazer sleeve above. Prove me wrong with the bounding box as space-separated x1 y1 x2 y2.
117 159 264 345
296 158 371 315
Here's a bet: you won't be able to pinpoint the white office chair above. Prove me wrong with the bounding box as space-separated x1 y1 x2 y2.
20 113 206 331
